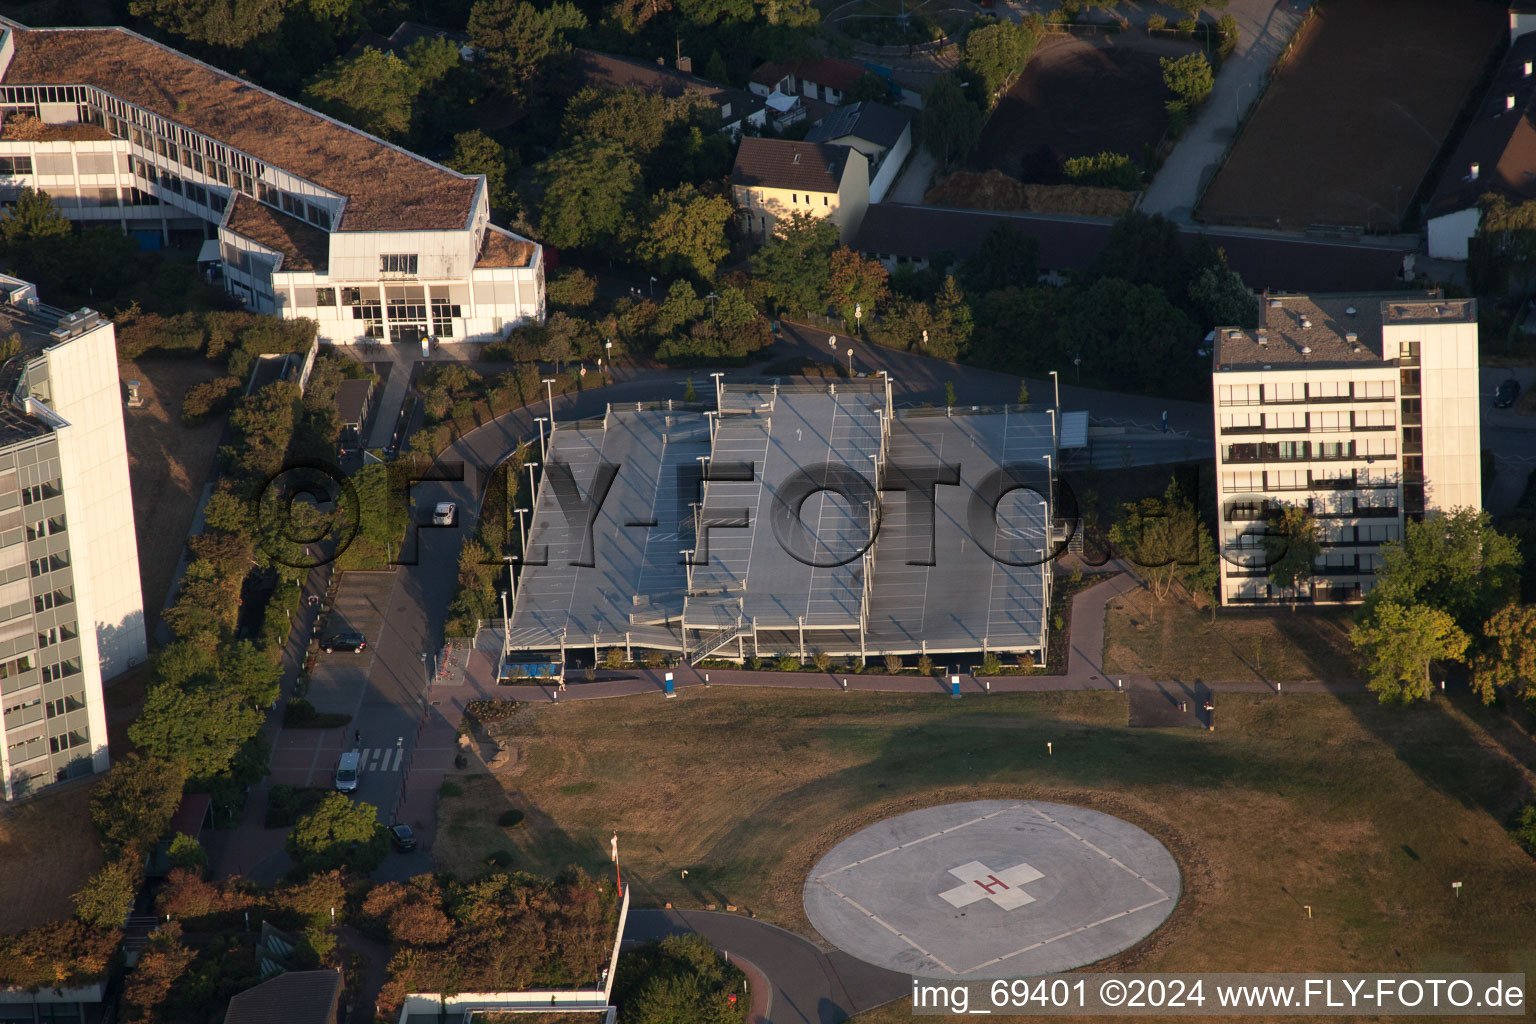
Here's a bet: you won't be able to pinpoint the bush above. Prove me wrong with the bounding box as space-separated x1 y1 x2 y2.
883 654 903 674
603 647 626 669
1148 14 1166 31
72 860 138 928
1516 803 1536 855
918 654 935 675
1176 16 1196 38
465 699 520 724
498 808 526 828
181 376 243 426
980 652 1003 676
812 650 832 671
1217 13 1238 61
166 833 208 873
1063 152 1141 191
774 655 802 672
283 698 351 729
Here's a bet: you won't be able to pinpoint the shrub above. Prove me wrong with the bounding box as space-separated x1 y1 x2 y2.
181 376 243 426
812 650 831 672
918 654 935 675
72 860 138 928
1148 13 1166 31
643 649 667 669
774 655 802 672
1516 803 1536 855
603 647 626 669
1176 16 1196 38
1217 14 1238 60
465 699 520 724
980 652 1003 676
883 654 903 674
747 656 763 670
1062 152 1141 191
166 833 208 873
498 808 526 828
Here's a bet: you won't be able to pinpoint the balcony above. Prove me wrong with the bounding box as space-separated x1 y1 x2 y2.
1310 477 1357 490
1354 506 1399 519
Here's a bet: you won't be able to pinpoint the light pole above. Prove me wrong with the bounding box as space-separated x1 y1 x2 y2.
710 371 725 409
526 462 540 508
921 328 928 349
1049 369 1059 411
542 377 557 424
534 416 548 460
706 292 719 315
604 338 613 376
515 507 529 553
649 275 657 299
1073 354 1081 384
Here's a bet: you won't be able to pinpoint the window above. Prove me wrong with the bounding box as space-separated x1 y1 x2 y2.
1265 411 1306 430
823 196 829 206
1222 470 1263 492
208 191 227 214
281 192 302 216
0 156 33 175
186 183 208 206
1269 469 1307 491
34 154 72 176
75 153 114 175
1218 384 1261 406
258 181 280 207
306 203 331 230
316 288 336 307
1313 410 1347 432
1355 408 1395 429
791 193 797 203
1358 379 1395 399
1221 412 1261 432
1360 436 1396 458
1309 380 1348 400
1264 382 1303 403
380 253 419 275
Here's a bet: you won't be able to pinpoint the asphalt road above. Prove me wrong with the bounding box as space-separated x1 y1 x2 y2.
628 908 908 1024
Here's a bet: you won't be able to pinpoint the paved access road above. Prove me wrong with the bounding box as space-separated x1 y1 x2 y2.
628 908 908 1024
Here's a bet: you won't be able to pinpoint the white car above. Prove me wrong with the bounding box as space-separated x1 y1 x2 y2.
432 502 456 526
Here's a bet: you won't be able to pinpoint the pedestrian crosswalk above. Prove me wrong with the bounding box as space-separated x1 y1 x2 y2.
357 747 404 773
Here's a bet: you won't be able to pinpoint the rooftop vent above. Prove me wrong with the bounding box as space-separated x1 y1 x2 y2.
1345 331 1358 343
1471 161 1481 180
1301 345 1312 357
1256 330 1269 346
1300 317 1313 329
1268 298 1282 308
50 307 101 341
1345 305 1357 315
792 152 800 163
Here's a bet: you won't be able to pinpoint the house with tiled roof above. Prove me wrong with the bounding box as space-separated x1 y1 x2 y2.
805 101 911 202
730 137 869 244
567 49 765 136
1424 32 1536 260
0 18 544 345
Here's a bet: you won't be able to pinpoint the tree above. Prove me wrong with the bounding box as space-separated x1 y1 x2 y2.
1091 210 1188 294
919 76 983 166
962 222 1039 294
0 921 122 990
1351 601 1469 703
72 860 138 929
633 185 733 281
448 130 519 214
287 793 387 874
962 16 1044 100
1188 262 1258 329
1161 52 1214 108
931 275 974 358
846 73 891 103
302 49 417 142
1367 508 1521 633
126 0 290 48
1471 604 1536 703
468 0 587 93
750 212 838 316
128 680 265 778
827 247 889 327
537 144 642 250
1108 481 1210 602
0 187 71 249
90 754 188 860
1470 194 1536 295
1264 504 1320 598
167 834 210 873
122 928 196 1023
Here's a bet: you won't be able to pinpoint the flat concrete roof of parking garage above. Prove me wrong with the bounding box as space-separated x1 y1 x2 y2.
687 382 885 632
805 800 1180 979
508 409 710 650
865 409 1053 654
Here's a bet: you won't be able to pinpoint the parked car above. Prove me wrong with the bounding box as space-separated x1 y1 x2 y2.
335 751 360 793
1495 378 1521 408
432 501 456 526
389 823 417 851
321 631 367 654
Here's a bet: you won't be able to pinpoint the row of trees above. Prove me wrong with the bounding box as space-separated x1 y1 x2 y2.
917 16 1044 168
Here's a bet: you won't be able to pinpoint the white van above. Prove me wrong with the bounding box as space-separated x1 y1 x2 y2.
335 751 360 792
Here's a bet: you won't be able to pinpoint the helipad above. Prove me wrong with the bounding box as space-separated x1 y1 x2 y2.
803 800 1180 979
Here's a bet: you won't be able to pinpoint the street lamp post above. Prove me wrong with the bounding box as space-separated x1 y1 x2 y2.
604 338 613 377
649 276 657 299
527 462 540 508
1074 354 1081 384
515 507 529 553
1049 369 1059 410
542 377 557 423
534 416 548 460
706 292 719 315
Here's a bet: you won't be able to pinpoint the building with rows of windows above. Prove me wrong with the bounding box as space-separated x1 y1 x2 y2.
0 275 145 801
1211 291 1481 606
0 19 544 345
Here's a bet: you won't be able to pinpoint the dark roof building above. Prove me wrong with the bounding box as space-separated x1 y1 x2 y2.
731 137 858 194
805 101 910 152
223 970 343 1024
751 57 868 96
567 49 764 130
1425 32 1536 259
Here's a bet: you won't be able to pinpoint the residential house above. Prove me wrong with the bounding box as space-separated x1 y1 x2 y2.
805 101 912 202
0 18 544 345
1211 292 1480 606
224 971 344 1024
751 57 869 106
567 49 766 136
731 137 869 244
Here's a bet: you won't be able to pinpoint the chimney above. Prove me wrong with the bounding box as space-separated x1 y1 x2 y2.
676 55 693 74
1471 162 1481 180
1508 93 1517 111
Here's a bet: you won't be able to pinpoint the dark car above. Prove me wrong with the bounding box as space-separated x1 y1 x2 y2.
320 631 367 654
389 823 416 852
1495 378 1521 409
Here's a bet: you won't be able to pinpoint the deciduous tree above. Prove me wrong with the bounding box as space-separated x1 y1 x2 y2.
1264 504 1320 597
633 185 732 281
448 130 520 215
91 754 188 860
962 222 1039 294
1161 52 1214 108
469 0 587 93
750 212 838 316
1471 603 1536 702
1351 601 1469 703
827 247 889 327
286 793 387 875
537 143 642 250
1368 508 1521 632
919 76 983 166
72 860 139 929
1108 481 1211 602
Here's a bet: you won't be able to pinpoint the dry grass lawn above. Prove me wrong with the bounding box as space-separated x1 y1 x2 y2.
435 687 1536 1020
0 780 103 934
1103 585 1357 684
120 358 227 619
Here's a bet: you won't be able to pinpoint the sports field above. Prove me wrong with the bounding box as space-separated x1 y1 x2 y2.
435 687 1536 1000
1198 0 1504 230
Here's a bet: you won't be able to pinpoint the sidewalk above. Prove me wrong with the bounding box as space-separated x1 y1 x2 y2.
1139 0 1313 221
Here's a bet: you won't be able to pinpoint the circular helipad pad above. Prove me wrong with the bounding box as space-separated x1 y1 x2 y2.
804 800 1179 979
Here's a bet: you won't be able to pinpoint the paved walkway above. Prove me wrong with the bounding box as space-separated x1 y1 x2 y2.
1140 0 1314 221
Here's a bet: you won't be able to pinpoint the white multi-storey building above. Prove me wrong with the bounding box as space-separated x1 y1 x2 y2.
0 275 146 800
0 19 544 345
1212 291 1481 605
